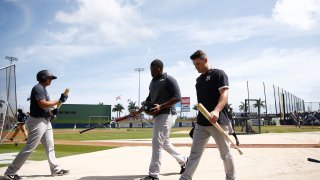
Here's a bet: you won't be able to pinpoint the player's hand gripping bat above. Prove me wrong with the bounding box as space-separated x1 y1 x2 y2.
79 114 132 134
196 103 243 155
57 88 70 108
50 88 70 121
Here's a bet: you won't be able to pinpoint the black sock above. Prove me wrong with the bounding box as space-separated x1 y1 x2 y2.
232 132 238 140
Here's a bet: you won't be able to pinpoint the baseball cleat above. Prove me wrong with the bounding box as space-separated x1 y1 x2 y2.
51 169 70 176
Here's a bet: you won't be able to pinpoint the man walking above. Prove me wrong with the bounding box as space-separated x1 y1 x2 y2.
8 109 28 142
180 50 235 180
132 59 188 180
4 70 69 180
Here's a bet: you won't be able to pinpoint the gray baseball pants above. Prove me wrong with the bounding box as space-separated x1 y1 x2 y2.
180 124 235 180
5 116 62 175
149 113 187 178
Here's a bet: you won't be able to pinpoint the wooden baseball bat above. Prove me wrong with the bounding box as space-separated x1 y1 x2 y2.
57 88 70 108
50 88 70 122
196 103 243 155
307 158 320 163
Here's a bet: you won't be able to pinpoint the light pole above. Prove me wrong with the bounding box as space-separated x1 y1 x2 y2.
135 68 144 108
5 56 18 65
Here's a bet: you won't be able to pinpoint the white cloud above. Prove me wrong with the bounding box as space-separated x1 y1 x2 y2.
223 48 320 112
8 0 320 114
154 0 320 46
101 47 320 113
45 28 79 44
272 0 320 31
180 16 273 44
54 0 155 45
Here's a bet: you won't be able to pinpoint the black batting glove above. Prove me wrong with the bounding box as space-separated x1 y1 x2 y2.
52 108 59 116
59 93 68 103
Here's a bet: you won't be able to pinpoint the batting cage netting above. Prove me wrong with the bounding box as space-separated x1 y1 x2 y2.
0 65 17 144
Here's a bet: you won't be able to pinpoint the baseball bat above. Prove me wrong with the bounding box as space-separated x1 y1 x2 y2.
196 103 243 155
50 88 70 122
57 88 70 108
307 158 320 163
79 114 132 134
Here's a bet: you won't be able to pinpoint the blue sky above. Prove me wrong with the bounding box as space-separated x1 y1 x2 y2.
1 0 320 116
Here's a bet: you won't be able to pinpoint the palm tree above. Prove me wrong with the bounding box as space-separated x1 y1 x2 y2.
112 103 125 118
127 101 139 113
239 102 247 112
253 99 266 111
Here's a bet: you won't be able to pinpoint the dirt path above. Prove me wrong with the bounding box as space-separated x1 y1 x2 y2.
54 140 320 148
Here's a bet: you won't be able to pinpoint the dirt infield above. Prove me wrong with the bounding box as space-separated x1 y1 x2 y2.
52 140 320 148
1 132 320 179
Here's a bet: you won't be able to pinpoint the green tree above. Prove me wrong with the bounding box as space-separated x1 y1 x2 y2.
253 99 266 110
112 103 125 118
127 101 139 113
239 102 248 112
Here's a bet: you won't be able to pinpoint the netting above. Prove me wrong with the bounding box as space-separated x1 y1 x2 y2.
0 65 17 143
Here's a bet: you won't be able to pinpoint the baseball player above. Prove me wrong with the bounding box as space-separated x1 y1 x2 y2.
4 70 69 180
180 50 235 180
132 59 188 180
227 106 239 146
8 109 28 142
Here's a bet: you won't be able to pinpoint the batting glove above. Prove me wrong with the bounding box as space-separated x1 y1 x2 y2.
59 93 68 103
52 108 59 116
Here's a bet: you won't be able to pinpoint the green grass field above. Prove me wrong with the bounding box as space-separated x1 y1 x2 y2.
53 119 195 124
53 127 189 141
0 144 114 168
64 125 320 140
234 125 320 133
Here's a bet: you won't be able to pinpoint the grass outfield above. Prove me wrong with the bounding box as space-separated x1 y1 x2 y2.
0 144 114 168
234 125 320 133
53 127 190 141
53 119 195 124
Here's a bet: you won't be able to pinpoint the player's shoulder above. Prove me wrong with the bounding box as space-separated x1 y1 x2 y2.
165 73 177 82
32 84 45 92
209 68 228 77
33 83 43 89
210 68 226 74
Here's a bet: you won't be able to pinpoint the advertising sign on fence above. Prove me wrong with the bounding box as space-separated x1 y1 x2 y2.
181 97 190 112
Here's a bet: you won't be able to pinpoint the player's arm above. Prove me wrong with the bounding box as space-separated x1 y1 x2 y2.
37 93 68 109
209 70 229 123
209 88 229 123
37 99 60 109
157 97 180 111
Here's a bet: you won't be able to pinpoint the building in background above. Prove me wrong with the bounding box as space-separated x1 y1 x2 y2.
54 104 111 128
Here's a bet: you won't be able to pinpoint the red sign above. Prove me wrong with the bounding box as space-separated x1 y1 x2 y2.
181 97 190 112
181 97 190 104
